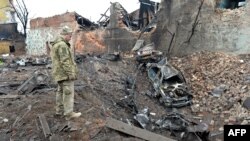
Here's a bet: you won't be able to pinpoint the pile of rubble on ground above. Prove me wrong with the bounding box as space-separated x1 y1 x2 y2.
1 50 250 141
170 51 250 125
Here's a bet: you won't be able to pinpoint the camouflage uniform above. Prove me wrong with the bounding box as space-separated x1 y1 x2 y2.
50 36 78 116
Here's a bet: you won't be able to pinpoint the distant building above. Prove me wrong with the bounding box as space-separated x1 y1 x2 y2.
0 0 25 55
0 0 16 23
27 12 104 56
0 23 25 54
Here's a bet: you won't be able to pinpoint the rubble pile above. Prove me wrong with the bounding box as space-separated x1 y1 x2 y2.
215 6 246 18
170 51 250 124
1 51 250 140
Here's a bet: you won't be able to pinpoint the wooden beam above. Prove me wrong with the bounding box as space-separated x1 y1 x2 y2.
106 117 176 141
0 95 20 99
100 14 109 18
38 114 52 138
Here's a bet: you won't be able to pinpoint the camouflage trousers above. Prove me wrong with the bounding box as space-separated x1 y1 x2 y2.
56 80 74 115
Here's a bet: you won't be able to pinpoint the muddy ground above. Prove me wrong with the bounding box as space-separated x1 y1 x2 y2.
0 51 250 141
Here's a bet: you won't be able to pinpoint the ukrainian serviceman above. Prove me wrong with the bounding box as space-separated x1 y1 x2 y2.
50 26 81 120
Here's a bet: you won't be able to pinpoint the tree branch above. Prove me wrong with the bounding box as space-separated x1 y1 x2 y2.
9 0 29 37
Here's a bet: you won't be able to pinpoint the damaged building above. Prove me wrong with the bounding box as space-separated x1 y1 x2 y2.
26 12 105 55
26 1 161 56
0 0 25 55
1 0 250 141
6 0 250 57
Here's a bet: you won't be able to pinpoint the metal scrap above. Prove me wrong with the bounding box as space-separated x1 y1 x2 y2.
134 107 150 129
146 58 192 108
155 113 190 131
101 52 120 61
16 70 49 95
155 113 210 141
136 43 163 63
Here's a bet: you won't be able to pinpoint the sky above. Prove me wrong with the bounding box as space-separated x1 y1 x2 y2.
24 0 160 22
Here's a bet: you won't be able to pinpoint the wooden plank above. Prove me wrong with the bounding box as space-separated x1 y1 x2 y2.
38 114 52 138
106 117 176 141
0 95 20 99
17 74 37 95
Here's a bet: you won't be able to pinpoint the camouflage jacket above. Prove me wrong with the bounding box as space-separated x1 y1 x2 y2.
50 37 77 82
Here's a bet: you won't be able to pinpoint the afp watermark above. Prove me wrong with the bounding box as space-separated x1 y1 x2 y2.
224 125 250 141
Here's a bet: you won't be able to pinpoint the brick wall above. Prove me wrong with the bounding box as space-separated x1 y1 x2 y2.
30 12 76 29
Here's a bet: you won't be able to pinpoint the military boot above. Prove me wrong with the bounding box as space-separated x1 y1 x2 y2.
65 112 82 120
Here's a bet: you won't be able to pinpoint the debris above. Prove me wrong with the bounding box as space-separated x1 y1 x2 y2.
191 104 200 113
97 7 110 27
132 40 145 52
59 122 79 132
16 58 26 66
12 105 32 128
101 52 120 61
117 95 138 114
219 127 224 131
0 90 7 95
150 112 156 116
16 71 49 95
138 0 159 30
134 107 150 129
3 118 8 123
106 117 176 141
243 97 250 110
211 84 228 97
136 43 163 63
0 95 20 99
187 123 208 132
33 58 48 65
155 113 189 131
241 120 248 125
75 12 99 29
38 114 52 138
154 113 209 141
147 58 192 108
210 120 215 126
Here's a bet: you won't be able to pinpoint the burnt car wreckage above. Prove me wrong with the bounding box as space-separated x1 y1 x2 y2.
114 40 209 140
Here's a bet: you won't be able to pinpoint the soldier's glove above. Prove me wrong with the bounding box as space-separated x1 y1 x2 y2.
68 74 77 80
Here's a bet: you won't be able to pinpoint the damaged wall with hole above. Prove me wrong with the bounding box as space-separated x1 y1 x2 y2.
152 0 250 56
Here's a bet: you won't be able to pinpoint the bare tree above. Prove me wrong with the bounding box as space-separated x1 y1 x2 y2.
9 0 29 38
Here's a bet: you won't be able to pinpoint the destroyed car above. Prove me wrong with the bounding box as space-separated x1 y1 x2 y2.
146 58 193 108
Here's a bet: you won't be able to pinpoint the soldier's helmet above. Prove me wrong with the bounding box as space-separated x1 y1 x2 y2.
60 26 73 35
